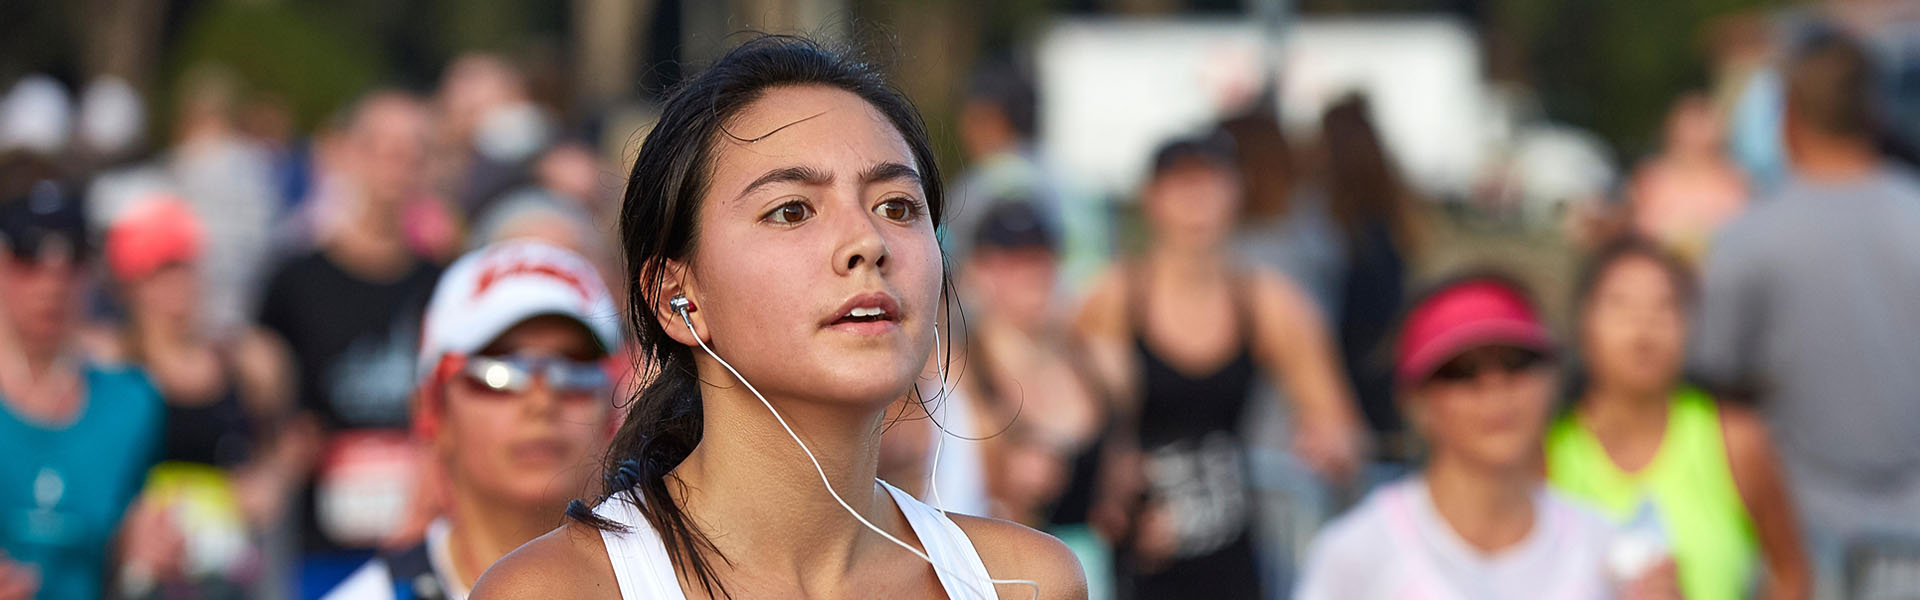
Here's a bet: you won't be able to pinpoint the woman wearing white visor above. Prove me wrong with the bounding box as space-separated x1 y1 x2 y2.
325 239 620 600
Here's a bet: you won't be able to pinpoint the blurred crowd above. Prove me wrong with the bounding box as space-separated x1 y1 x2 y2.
1 8 1919 600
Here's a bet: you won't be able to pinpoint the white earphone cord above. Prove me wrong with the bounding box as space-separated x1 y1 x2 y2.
677 308 1039 600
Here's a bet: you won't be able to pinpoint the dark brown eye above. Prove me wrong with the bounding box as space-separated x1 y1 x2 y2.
875 198 916 221
766 202 814 224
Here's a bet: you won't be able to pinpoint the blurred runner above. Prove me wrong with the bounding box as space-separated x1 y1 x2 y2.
104 196 317 598
1296 274 1672 600
0 169 169 600
1547 236 1809 599
1691 29 1920 597
956 201 1118 598
1626 93 1749 262
1318 95 1422 469
1076 133 1363 598
255 91 447 595
323 239 618 600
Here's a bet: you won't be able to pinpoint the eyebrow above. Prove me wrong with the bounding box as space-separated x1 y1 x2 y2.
734 161 922 202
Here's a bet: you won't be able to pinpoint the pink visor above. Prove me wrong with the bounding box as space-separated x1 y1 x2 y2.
105 196 202 283
1396 279 1553 387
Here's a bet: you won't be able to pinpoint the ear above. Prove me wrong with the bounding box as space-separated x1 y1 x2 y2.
653 259 709 347
1399 393 1430 437
412 387 446 451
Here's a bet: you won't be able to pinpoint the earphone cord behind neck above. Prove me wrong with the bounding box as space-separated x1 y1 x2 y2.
676 308 1039 599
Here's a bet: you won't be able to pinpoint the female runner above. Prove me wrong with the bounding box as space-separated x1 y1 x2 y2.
471 35 1085 599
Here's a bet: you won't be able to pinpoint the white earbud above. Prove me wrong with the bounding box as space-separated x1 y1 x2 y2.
674 310 1037 600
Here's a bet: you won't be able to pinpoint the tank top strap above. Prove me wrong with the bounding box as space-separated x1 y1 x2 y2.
880 479 1000 600
594 493 688 600
1126 261 1258 359
1123 260 1148 343
1664 387 1722 455
1227 265 1259 353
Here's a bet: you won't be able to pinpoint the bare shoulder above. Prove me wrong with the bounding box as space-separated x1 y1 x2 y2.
950 514 1088 600
1245 265 1319 321
471 520 621 600
1717 402 1777 462
1073 265 1129 337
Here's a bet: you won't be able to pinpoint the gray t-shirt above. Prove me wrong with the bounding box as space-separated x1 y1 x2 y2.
1692 164 1920 489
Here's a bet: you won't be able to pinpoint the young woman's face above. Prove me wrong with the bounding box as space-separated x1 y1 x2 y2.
1411 346 1557 472
1580 256 1686 398
0 254 81 352
964 246 1056 332
1145 161 1242 250
129 263 200 325
680 85 942 408
438 316 611 507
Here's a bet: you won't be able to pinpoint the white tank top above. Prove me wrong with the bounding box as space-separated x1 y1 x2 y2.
594 480 1000 599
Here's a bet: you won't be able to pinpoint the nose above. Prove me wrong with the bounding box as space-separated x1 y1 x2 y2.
832 199 890 275
522 376 558 417
1471 363 1517 393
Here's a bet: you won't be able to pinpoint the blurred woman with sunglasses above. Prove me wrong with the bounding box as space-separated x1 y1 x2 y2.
1297 274 1675 600
323 239 619 599
1545 237 1809 600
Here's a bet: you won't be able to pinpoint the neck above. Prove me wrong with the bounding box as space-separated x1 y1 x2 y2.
132 312 194 350
1792 138 1880 182
444 485 562 593
325 207 412 281
1424 450 1538 554
1579 383 1670 435
977 315 1040 362
1148 243 1229 283
672 368 894 580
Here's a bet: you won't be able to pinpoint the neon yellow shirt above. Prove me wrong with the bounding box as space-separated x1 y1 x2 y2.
1545 388 1759 600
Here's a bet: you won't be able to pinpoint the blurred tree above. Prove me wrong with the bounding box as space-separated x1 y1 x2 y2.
163 0 383 133
1492 0 1788 159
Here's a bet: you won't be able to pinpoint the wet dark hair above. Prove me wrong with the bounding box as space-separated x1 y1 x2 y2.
563 34 946 599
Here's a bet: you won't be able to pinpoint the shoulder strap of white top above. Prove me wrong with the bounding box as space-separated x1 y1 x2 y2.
881 479 999 600
594 493 689 600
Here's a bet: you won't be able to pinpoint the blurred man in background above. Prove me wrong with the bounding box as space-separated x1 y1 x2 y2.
1692 28 1920 597
255 91 446 595
166 66 279 339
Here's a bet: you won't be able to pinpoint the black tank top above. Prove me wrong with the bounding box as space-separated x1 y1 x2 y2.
159 378 254 468
1125 265 1263 599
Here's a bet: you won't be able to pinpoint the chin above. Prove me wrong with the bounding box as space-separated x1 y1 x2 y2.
804 356 925 406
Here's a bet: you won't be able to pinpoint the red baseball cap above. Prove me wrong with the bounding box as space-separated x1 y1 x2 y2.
1396 277 1553 388
105 196 201 283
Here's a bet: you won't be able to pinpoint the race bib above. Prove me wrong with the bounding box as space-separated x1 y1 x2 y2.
314 430 420 547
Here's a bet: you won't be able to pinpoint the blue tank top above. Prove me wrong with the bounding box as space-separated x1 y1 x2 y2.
0 364 165 600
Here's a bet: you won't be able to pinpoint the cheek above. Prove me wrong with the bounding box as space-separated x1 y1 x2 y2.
444 399 516 463
560 402 612 444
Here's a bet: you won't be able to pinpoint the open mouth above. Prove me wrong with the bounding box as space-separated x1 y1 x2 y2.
832 306 894 325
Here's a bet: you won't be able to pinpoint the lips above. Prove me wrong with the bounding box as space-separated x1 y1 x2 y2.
510 438 571 464
824 291 902 333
